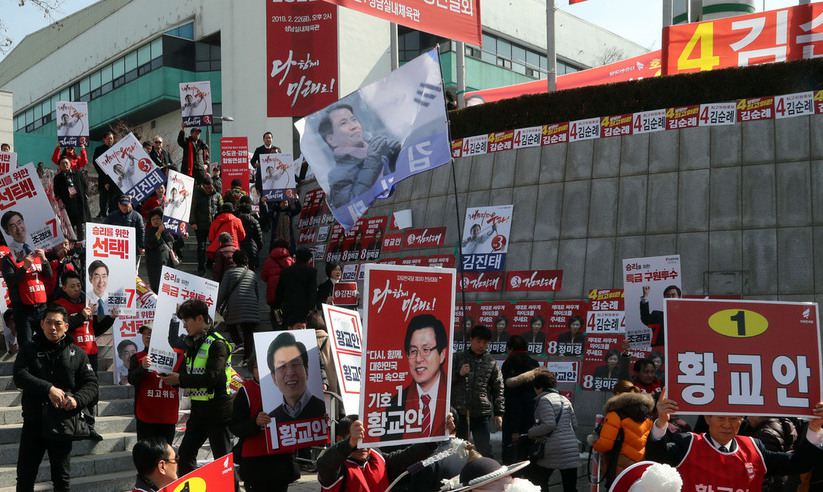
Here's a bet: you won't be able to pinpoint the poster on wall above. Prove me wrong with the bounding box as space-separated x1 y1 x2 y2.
179 81 213 127
260 153 296 201
510 301 551 355
95 133 165 203
0 163 64 259
360 264 456 447
85 223 137 316
322 304 363 415
586 289 625 336
162 170 194 235
453 303 477 353
219 137 250 194
546 301 588 357
580 333 623 392
267 0 338 117
477 302 514 356
622 255 681 351
460 205 513 272
56 101 89 147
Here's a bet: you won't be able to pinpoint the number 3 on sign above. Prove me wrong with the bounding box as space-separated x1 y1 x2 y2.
677 22 721 72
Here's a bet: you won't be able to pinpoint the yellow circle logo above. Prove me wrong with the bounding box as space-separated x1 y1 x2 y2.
708 309 768 338
173 477 207 492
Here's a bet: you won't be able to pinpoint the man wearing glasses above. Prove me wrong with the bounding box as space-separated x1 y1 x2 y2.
149 136 175 175
131 438 179 491
267 331 326 422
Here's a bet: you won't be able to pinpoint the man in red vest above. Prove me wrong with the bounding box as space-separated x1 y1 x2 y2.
647 390 823 491
0 244 51 347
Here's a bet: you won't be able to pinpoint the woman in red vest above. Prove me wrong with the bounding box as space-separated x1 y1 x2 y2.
128 325 183 445
230 355 300 492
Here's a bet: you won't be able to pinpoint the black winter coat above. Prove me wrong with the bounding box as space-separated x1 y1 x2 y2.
53 170 91 227
104 208 145 250
275 262 317 325
190 185 222 231
237 212 263 265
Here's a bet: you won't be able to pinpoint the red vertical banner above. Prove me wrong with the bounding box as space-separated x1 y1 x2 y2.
267 0 338 117
219 137 250 194
361 264 456 447
477 302 514 356
546 301 588 357
453 302 478 353
510 301 551 356
580 334 623 392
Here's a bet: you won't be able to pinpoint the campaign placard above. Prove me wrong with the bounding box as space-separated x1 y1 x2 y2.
148 267 218 373
581 333 623 392
505 270 563 292
622 255 681 351
452 302 477 353
111 276 156 386
361 264 456 447
0 151 17 173
586 289 625 336
461 205 513 272
253 329 329 452
158 454 234 492
477 302 513 355
665 299 823 418
0 163 64 258
85 223 137 316
162 170 194 235
95 133 164 203
56 101 88 147
546 301 588 357
458 271 504 293
322 304 363 415
510 301 551 356
546 360 580 385
260 153 295 201
219 137 250 194
179 81 213 127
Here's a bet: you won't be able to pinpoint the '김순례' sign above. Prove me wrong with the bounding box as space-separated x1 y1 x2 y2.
179 81 213 127
267 0 338 117
85 223 137 316
461 205 513 272
219 137 250 194
56 101 89 148
663 3 823 75
95 133 164 204
321 0 481 46
361 264 456 447
0 163 63 258
322 304 363 415
665 299 823 418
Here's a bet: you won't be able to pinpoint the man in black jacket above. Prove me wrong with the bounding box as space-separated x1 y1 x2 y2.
250 131 281 197
13 305 99 492
177 126 208 182
105 194 146 254
92 131 115 218
189 176 222 275
149 135 176 176
275 248 317 327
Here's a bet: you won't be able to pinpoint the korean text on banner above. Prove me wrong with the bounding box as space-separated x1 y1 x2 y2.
622 255 681 351
253 329 330 452
322 0 481 45
0 152 16 174
111 276 156 386
361 264 456 448
580 334 623 392
267 0 338 117
0 163 64 257
260 153 296 201
662 3 823 75
95 133 164 204
148 267 218 373
179 81 213 127
163 170 195 235
322 304 363 415
461 205 513 272
296 49 451 230
158 454 234 492
86 223 137 316
665 299 823 418
219 137 250 194
56 101 89 148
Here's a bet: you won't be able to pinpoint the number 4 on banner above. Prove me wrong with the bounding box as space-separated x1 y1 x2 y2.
677 23 721 72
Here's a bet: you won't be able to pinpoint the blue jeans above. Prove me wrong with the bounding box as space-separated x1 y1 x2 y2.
456 413 493 458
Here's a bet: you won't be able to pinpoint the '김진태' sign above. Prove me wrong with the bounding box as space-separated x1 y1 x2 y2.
163 170 194 235
260 153 296 201
322 304 363 415
622 255 681 351
361 264 456 447
179 81 213 127
85 223 137 316
665 299 823 418
95 133 164 203
461 205 513 272
56 101 89 147
0 163 63 258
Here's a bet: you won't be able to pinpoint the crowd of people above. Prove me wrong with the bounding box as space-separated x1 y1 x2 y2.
3 133 823 492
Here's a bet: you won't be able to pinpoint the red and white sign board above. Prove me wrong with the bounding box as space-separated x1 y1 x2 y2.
158 454 234 491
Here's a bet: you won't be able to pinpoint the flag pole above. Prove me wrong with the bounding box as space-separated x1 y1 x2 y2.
456 41 467 108
546 0 557 92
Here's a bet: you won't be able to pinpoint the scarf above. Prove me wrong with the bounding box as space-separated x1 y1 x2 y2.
185 139 195 176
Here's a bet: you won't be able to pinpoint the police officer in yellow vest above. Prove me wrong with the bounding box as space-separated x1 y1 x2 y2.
160 299 235 476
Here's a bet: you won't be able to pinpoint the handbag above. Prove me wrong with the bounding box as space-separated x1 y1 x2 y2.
217 267 249 316
41 403 92 441
168 248 181 267
529 396 564 461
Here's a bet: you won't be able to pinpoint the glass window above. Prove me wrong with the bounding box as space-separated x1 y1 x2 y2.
112 57 125 78
33 104 42 120
211 44 221 60
90 70 102 90
124 51 137 72
195 43 210 61
180 23 194 39
101 64 112 84
138 44 152 66
125 69 137 83
59 88 70 102
539 55 547 70
151 37 163 58
512 45 526 64
79 76 90 96
512 62 526 75
25 108 34 125
496 39 511 60
41 99 51 116
482 33 495 53
526 50 540 69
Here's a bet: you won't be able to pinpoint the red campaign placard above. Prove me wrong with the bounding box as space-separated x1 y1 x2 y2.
159 454 234 491
663 3 823 75
359 216 387 262
323 0 481 46
580 334 623 393
403 227 447 250
361 264 456 447
477 302 514 355
426 254 455 268
511 301 551 356
665 299 823 417
332 282 358 306
451 139 464 159
588 289 624 312
665 105 700 130
600 114 633 138
453 302 478 353
267 0 338 117
297 188 332 228
219 137 249 194
737 96 775 122
816 90 823 114
382 232 405 252
488 130 514 153
505 270 563 292
546 301 588 357
458 272 504 293
542 122 569 146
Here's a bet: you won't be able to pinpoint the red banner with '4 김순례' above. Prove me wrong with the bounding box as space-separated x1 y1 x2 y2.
267 0 338 117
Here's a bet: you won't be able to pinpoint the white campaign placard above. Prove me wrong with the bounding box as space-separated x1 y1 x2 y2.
321 304 363 414
179 81 214 127
461 204 513 272
86 223 137 315
544 360 579 384
95 132 165 204
0 163 65 259
622 255 681 350
260 153 296 201
148 267 218 373
111 278 157 385
163 170 195 235
0 152 17 174
56 101 89 147
254 329 330 452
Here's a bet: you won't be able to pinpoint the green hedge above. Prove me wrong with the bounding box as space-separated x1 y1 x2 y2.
447 58 823 139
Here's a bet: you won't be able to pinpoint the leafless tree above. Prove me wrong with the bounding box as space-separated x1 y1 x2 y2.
598 46 625 66
1 1 64 55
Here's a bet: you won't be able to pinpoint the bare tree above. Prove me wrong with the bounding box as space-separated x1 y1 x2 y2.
1 1 65 55
598 46 625 66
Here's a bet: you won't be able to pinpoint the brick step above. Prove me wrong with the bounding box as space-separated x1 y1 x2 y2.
0 371 114 391
0 451 133 487
0 415 135 445
0 431 137 466
0 384 133 407
0 470 136 492
0 398 132 426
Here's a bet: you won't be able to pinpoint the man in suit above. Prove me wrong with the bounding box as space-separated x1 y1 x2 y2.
399 314 449 440
267 331 326 422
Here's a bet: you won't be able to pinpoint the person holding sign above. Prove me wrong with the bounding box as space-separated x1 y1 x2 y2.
1 241 51 347
53 157 91 240
51 142 87 170
647 391 823 492
267 331 326 422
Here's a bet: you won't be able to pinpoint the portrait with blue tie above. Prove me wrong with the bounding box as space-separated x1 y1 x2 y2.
1 210 35 262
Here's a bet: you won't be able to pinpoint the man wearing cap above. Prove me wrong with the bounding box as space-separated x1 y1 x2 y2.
189 175 222 275
105 195 146 254
646 392 823 492
177 124 209 182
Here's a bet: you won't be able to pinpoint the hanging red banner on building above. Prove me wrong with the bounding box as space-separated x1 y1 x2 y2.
267 0 338 117
662 3 823 76
322 0 481 46
505 270 563 292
